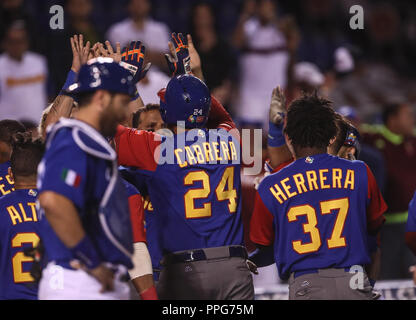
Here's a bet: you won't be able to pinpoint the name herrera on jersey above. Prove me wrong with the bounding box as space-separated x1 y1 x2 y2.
174 141 238 168
270 168 355 204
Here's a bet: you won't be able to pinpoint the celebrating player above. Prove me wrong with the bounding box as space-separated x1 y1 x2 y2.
0 132 44 299
250 93 387 299
0 120 26 196
115 69 254 299
37 58 137 300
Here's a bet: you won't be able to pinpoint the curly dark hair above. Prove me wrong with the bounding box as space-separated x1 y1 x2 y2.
10 132 45 178
0 119 26 145
332 113 353 154
284 93 337 150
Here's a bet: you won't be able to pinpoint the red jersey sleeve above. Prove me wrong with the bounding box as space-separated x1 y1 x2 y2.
115 125 161 172
250 192 275 246
365 164 387 234
128 193 146 243
206 95 236 131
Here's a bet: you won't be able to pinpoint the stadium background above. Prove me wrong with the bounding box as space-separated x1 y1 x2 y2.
1 0 416 299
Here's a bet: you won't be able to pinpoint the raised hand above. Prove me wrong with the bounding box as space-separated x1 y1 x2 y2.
70 34 91 73
97 40 122 62
120 40 151 84
187 34 204 81
269 86 286 125
164 33 191 77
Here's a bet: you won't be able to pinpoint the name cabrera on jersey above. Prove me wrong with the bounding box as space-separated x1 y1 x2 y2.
37 119 133 270
0 189 41 300
250 153 386 280
115 125 244 253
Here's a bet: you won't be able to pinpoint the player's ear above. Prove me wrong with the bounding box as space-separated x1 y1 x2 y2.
93 89 110 111
329 136 336 146
8 167 14 183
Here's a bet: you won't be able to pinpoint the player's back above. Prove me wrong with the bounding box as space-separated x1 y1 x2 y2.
257 153 375 280
0 161 14 197
0 188 40 299
148 128 243 253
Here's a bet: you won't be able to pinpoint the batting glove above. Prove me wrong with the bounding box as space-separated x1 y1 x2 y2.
164 32 191 77
121 40 151 84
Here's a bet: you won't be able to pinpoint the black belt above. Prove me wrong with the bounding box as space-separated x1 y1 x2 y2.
163 246 248 265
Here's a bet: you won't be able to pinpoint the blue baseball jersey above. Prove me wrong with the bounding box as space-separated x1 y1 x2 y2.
0 161 15 197
37 119 133 270
115 125 243 254
406 191 416 232
0 189 41 300
250 153 386 280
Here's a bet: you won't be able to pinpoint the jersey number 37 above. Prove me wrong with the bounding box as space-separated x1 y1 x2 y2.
288 198 349 254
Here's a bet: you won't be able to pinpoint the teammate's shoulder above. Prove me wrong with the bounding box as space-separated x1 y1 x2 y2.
0 189 33 208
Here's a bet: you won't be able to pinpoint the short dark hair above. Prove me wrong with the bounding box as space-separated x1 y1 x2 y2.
382 102 402 125
76 91 96 108
0 120 26 145
10 132 45 177
284 93 337 150
132 104 160 128
332 113 352 154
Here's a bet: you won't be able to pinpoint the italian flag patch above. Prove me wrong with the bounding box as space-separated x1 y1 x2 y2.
61 168 81 187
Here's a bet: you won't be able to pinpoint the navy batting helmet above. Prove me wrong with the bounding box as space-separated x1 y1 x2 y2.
67 57 137 98
159 74 211 128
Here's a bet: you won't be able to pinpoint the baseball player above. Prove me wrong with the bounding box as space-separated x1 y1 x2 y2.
0 133 44 299
250 93 387 299
0 120 26 196
36 58 137 300
114 72 254 299
122 178 158 299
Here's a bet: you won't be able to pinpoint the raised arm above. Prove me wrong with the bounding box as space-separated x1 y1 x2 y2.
267 86 293 168
40 35 91 138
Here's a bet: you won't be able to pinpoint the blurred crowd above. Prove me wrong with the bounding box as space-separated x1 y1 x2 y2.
1 0 416 282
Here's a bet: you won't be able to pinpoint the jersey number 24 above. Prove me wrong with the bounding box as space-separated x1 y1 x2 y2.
184 167 237 219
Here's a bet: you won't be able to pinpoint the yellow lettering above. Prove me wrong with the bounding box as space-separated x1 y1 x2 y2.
306 170 319 191
229 142 238 161
19 203 32 222
192 145 205 164
174 148 188 168
319 169 330 189
270 183 288 204
212 142 223 161
220 141 230 161
0 177 11 196
202 142 214 162
293 173 308 194
184 146 197 165
344 169 355 190
7 206 22 225
27 202 38 222
6 174 14 185
332 168 342 188
281 177 297 198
